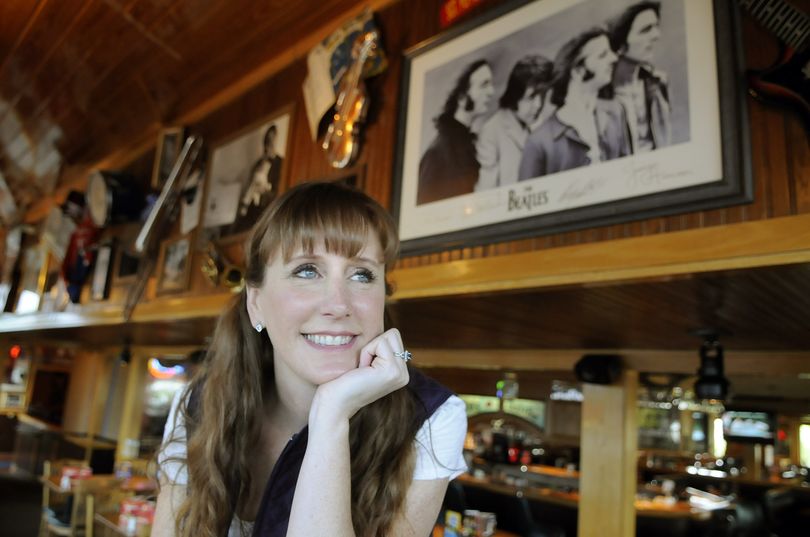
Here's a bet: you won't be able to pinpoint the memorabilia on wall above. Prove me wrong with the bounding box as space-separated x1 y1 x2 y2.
90 241 114 301
135 136 203 254
61 191 101 304
322 30 378 169
40 207 76 263
202 106 293 237
86 170 144 229
156 235 192 295
15 243 47 314
201 242 245 292
393 0 751 254
736 0 810 130
152 127 186 189
180 156 206 236
0 172 18 226
0 226 23 312
303 8 387 139
125 136 202 320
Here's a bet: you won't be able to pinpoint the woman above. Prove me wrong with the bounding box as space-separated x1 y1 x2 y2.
154 181 467 537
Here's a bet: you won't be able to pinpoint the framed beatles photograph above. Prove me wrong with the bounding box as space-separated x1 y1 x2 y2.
152 127 186 189
156 235 192 295
202 104 294 238
393 0 751 254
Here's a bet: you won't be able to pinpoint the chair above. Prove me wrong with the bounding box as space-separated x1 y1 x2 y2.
86 486 134 537
39 459 119 537
39 459 86 537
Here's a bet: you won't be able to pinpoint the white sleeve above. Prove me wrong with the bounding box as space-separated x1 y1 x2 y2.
412 395 468 481
157 389 189 485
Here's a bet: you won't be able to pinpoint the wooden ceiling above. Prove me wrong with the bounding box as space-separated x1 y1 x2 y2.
0 0 392 220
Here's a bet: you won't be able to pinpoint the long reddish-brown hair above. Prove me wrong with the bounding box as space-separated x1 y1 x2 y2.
163 181 420 536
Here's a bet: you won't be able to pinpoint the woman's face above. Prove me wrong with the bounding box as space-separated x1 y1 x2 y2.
248 230 386 389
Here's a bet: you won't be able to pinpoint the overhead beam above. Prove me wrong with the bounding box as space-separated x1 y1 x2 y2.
389 214 810 299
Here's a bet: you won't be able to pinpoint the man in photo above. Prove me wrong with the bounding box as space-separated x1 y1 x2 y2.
236 124 283 229
417 59 495 205
609 1 671 152
475 55 554 191
518 28 632 180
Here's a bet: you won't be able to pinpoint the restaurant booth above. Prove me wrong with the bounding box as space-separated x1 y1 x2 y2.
1 0 810 536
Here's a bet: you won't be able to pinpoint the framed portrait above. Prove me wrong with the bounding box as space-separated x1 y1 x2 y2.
393 0 751 254
152 127 186 189
202 104 294 237
156 235 192 295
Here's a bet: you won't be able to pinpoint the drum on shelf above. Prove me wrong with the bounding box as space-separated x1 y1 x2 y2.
86 170 144 228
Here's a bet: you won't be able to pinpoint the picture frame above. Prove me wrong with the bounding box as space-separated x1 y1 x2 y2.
111 224 141 286
202 104 294 238
14 242 47 314
90 242 114 301
155 235 192 296
393 0 751 254
152 127 186 189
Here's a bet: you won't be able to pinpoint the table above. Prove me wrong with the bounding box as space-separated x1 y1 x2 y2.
432 524 520 537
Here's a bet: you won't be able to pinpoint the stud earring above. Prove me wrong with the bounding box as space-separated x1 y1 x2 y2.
254 322 264 333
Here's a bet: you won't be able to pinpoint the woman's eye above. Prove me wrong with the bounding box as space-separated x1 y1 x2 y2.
292 264 319 279
350 269 376 283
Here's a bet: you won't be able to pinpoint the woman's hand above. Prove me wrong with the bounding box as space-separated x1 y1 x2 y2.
310 328 409 424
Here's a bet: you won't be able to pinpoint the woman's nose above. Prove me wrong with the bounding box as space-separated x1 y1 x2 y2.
321 278 351 317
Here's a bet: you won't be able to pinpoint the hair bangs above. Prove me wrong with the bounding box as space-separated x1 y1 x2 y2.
255 182 399 271
280 207 373 262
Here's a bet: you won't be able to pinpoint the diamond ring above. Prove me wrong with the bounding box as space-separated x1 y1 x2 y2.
394 350 412 362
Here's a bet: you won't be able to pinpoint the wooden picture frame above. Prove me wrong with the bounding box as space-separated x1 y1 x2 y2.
155 235 192 296
393 0 751 254
152 127 186 189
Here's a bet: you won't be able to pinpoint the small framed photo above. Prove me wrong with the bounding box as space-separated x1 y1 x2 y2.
111 224 142 286
90 242 114 301
152 127 186 189
156 235 192 295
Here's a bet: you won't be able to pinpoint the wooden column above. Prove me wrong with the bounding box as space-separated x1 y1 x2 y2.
578 370 638 537
115 352 149 461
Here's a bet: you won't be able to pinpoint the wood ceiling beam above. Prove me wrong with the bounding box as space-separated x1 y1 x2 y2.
411 348 810 376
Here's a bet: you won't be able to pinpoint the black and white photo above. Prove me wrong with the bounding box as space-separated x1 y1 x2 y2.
156 235 192 295
394 0 751 254
203 106 292 237
152 127 185 189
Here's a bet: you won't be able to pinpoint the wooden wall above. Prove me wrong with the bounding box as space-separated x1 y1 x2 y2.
147 0 809 275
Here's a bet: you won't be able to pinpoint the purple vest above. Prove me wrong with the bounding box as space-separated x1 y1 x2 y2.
251 368 453 537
